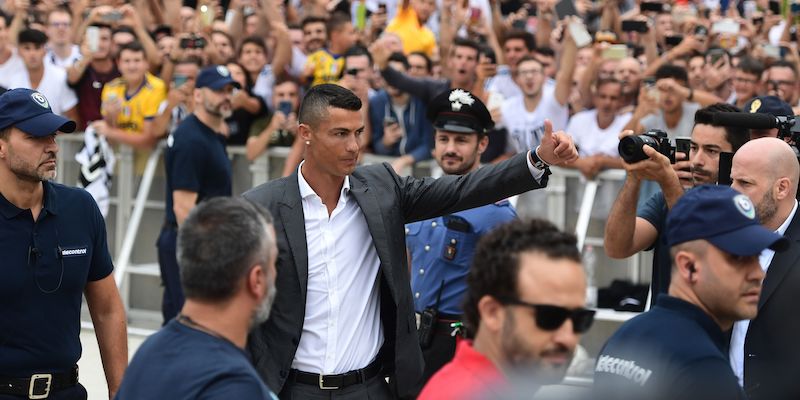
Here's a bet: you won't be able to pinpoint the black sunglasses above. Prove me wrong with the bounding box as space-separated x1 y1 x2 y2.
496 296 596 334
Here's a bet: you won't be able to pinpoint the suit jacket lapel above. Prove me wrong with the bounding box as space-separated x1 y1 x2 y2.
279 174 309 300
349 176 397 304
759 210 800 310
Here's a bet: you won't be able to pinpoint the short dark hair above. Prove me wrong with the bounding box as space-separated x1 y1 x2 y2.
515 54 541 69
302 15 328 29
408 51 432 72
533 46 555 58
595 77 623 92
503 30 536 51
327 12 351 35
769 60 798 77
388 52 409 69
118 41 145 58
463 219 581 334
655 64 689 85
238 36 267 58
344 44 372 65
112 26 136 38
178 197 274 302
452 37 481 56
18 29 48 46
737 56 764 77
693 103 749 152
298 84 361 128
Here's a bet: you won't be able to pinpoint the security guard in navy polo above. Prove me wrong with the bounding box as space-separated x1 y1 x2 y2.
593 185 788 400
0 89 127 399
406 88 518 386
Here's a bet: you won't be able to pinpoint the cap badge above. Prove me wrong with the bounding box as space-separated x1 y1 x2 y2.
449 89 474 112
216 65 230 77
750 99 761 114
31 92 49 109
734 194 756 220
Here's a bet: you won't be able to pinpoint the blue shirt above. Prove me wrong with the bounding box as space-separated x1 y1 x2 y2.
369 90 433 162
638 190 672 295
0 182 113 376
116 319 277 400
406 202 517 315
593 295 745 400
165 114 232 226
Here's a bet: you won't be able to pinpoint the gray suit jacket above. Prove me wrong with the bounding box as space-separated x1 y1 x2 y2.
244 152 545 398
743 207 800 400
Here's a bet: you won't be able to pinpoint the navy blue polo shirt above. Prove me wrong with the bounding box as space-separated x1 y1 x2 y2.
406 202 517 315
164 114 232 226
593 295 745 400
115 319 277 400
0 182 113 376
638 191 672 295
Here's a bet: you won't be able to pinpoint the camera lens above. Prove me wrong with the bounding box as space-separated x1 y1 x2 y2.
618 135 659 163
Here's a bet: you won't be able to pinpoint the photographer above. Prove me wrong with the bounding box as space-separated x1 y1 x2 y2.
605 103 749 295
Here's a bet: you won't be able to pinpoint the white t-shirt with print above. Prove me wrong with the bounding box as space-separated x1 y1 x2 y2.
499 90 569 153
567 109 632 157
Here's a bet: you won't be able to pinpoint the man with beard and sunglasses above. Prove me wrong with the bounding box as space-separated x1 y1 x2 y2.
605 103 749 296
594 185 788 400
157 65 236 324
116 197 279 399
405 84 517 388
418 219 595 399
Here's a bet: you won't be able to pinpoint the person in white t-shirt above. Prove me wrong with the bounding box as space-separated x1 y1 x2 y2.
566 78 631 179
0 16 24 89
45 8 81 69
6 29 77 119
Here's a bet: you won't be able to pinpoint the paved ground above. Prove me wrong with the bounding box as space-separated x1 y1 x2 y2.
78 330 145 399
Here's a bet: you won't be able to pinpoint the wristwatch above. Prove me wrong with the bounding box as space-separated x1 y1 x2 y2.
531 146 551 170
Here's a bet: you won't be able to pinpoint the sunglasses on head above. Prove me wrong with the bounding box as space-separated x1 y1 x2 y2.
496 296 596 334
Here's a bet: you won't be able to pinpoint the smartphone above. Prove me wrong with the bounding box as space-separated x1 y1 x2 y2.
555 0 578 20
712 19 740 35
602 44 628 60
640 2 664 12
707 48 728 66
511 19 527 30
568 21 592 48
622 20 648 33
172 74 188 87
718 152 734 185
763 44 782 59
469 7 482 24
86 26 100 53
199 4 215 27
278 100 293 116
769 0 781 15
643 77 660 102
675 137 691 161
665 35 683 46
481 46 497 64
103 10 123 22
693 25 708 37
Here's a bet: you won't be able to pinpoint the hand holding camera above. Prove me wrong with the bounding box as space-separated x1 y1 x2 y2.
617 129 679 185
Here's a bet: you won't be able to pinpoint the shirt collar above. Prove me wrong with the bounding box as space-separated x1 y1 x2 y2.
654 295 726 352
296 160 351 200
0 181 58 219
775 200 798 235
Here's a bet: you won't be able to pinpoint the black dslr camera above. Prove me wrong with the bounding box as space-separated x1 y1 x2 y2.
618 129 675 164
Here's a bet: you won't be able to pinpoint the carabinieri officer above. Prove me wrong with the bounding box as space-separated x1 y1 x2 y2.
0 88 127 399
406 89 518 387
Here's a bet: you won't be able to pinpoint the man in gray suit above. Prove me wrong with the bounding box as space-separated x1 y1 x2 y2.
245 84 578 399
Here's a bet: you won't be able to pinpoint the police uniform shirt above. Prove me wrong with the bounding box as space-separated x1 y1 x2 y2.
0 182 113 376
165 114 233 226
593 295 746 400
406 201 517 315
115 319 278 399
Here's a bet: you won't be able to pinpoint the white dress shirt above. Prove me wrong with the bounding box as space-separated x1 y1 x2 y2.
293 153 546 374
730 200 798 386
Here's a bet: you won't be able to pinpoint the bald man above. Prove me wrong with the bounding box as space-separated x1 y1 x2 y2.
729 138 800 400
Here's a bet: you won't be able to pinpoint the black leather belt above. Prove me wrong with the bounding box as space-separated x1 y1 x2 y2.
0 366 79 399
288 358 382 390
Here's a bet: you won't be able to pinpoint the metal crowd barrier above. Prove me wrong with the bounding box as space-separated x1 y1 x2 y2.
55 134 646 337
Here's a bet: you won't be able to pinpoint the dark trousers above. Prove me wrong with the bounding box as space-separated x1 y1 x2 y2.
156 226 184 325
420 327 457 385
0 383 87 400
278 373 392 400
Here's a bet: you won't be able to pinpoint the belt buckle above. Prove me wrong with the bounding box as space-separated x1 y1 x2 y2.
318 374 339 390
28 373 52 400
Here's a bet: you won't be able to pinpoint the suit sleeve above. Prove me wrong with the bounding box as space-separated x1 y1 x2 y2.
394 152 545 223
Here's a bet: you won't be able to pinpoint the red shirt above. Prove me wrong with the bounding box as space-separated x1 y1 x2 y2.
418 340 504 400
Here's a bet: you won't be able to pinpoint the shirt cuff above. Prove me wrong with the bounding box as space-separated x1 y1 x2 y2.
526 150 546 183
